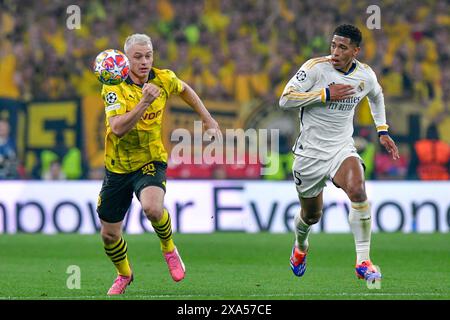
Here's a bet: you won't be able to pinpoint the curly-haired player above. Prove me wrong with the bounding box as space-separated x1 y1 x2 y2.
280 24 399 284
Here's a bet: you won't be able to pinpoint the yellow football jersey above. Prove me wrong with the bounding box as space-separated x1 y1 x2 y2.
101 67 183 173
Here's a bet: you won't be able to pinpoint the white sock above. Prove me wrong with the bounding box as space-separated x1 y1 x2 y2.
294 213 311 252
349 201 372 264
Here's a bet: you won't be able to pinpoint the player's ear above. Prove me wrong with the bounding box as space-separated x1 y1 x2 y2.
353 46 360 58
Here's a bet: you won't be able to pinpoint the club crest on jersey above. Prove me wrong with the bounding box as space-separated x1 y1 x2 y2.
357 81 365 92
105 92 118 104
296 70 307 82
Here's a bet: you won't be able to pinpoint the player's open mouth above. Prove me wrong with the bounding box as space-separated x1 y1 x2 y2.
140 68 149 73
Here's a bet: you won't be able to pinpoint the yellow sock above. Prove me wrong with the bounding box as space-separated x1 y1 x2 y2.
151 209 175 253
104 237 132 277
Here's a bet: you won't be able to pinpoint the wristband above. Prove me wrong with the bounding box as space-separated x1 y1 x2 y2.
378 131 389 137
325 88 330 101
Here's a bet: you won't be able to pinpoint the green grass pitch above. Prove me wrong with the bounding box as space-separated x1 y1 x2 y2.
0 233 449 300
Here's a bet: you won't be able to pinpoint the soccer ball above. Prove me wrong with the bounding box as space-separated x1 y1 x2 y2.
93 49 130 85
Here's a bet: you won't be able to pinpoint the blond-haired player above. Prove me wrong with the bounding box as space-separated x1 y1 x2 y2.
97 34 221 295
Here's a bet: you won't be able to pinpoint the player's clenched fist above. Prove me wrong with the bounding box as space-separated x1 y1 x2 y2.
141 83 161 105
328 84 355 101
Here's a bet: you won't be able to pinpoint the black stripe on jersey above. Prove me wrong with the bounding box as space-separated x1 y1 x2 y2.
114 143 121 169
124 141 132 172
136 130 141 153
291 108 305 155
292 133 301 155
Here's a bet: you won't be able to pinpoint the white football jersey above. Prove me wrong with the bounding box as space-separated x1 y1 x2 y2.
279 55 388 160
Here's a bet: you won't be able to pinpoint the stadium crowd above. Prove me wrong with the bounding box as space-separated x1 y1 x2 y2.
0 0 449 180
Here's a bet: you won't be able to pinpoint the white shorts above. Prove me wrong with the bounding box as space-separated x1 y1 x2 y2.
292 144 362 198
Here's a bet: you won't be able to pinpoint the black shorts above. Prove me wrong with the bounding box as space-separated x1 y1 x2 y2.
97 161 167 223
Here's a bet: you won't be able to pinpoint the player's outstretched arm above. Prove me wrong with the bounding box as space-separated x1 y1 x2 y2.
380 134 400 160
178 81 222 141
366 68 399 160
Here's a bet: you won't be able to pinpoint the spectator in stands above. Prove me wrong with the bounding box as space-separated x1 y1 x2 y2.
4 0 446 109
263 134 293 181
0 118 19 179
224 154 262 179
88 166 105 180
3 0 449 180
411 123 450 180
167 140 217 179
354 127 376 180
42 159 66 180
375 146 408 180
39 131 83 180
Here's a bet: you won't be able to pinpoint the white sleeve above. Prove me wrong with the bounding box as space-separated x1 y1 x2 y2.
367 69 389 133
279 62 328 109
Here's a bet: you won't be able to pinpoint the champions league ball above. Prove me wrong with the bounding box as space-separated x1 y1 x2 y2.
93 49 130 85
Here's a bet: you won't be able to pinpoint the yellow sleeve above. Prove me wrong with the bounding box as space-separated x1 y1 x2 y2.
164 69 184 95
101 85 127 118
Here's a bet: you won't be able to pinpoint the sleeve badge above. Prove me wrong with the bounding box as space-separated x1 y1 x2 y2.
105 92 118 104
296 70 307 82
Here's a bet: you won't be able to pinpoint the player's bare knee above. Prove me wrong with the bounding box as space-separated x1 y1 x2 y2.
302 211 322 225
101 229 121 245
346 185 367 203
142 203 164 222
